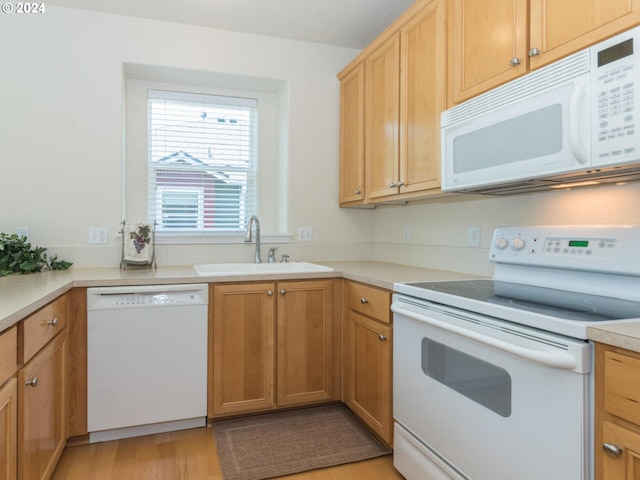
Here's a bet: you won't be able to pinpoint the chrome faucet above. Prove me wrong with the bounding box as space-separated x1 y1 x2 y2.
267 247 278 263
244 215 262 263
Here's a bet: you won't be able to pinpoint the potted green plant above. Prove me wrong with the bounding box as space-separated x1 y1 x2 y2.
0 233 72 277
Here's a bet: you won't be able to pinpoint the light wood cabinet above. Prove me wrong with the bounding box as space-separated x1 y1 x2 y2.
337 0 446 206
210 283 276 416
276 280 334 406
338 63 366 206
0 378 17 480
449 0 640 105
18 330 67 480
0 325 18 480
343 281 393 446
595 343 640 479
365 0 445 202
211 280 337 417
366 34 401 201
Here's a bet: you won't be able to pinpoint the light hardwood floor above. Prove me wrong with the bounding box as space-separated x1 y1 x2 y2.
51 426 404 480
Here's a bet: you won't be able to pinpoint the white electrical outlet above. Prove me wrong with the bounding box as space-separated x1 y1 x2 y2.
16 227 30 242
89 227 108 244
297 227 313 241
468 226 481 247
402 227 411 243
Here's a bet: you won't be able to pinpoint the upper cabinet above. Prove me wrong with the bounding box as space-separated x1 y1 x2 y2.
449 0 640 105
338 0 446 206
338 63 366 206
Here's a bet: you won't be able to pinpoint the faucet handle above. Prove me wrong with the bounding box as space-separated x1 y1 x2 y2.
268 247 279 263
281 254 290 263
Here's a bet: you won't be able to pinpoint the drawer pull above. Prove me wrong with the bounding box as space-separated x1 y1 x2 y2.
267 290 273 296
603 443 623 458
379 334 387 341
26 377 38 388
360 297 368 304
47 318 59 327
280 289 287 295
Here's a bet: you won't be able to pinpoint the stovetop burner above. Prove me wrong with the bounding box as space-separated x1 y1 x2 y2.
406 280 640 323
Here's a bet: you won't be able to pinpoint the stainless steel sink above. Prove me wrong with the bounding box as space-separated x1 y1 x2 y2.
193 262 333 276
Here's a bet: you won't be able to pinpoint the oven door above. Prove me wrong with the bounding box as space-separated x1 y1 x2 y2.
392 295 592 480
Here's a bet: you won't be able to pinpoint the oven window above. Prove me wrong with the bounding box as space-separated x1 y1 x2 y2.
421 338 512 417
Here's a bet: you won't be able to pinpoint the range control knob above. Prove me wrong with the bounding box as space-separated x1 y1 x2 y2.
512 238 526 250
495 237 508 249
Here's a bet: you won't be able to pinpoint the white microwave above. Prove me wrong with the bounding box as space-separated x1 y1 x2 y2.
441 26 640 195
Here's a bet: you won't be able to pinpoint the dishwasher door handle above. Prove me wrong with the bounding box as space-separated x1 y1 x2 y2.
392 304 578 370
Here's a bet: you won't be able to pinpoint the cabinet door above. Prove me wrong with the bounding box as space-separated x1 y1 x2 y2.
449 0 528 104
276 280 333 406
339 63 366 205
366 34 401 200
602 421 640 480
399 0 445 195
0 378 17 480
211 284 275 416
530 0 640 71
344 312 392 445
18 331 67 480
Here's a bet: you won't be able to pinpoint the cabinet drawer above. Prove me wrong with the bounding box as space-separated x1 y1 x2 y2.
604 351 640 424
21 295 68 364
0 326 18 386
347 282 391 324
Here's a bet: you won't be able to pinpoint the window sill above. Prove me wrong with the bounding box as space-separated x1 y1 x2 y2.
154 233 293 245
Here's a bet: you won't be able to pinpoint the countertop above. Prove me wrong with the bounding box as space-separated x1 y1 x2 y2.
0 261 481 334
2 260 638 352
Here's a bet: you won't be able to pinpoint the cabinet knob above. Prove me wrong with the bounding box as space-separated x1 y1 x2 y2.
26 377 38 388
355 189 361 195
267 290 273 296
379 335 388 341
389 182 397 188
397 181 405 187
509 57 521 67
360 297 368 304
603 443 623 458
280 289 287 295
529 47 541 57
47 317 59 327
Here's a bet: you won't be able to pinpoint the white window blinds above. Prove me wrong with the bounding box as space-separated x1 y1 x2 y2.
148 89 257 233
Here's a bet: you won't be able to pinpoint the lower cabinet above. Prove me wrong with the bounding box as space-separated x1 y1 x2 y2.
0 378 17 480
343 281 393 446
18 331 67 480
596 343 640 480
210 279 337 417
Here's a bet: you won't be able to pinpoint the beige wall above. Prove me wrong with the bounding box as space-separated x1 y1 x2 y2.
372 182 640 277
2 6 639 277
0 5 374 267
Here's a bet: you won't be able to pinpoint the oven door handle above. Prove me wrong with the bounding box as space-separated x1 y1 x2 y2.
392 305 577 370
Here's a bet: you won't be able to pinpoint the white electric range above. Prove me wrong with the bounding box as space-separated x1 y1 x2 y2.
392 225 640 480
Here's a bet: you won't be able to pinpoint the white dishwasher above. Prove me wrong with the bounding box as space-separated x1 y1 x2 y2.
87 283 208 443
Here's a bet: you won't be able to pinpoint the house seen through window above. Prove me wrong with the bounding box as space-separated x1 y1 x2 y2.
148 89 257 233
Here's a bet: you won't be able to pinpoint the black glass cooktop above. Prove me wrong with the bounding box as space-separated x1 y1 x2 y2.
406 280 640 322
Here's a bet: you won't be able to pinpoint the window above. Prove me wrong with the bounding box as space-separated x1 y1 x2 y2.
148 89 257 233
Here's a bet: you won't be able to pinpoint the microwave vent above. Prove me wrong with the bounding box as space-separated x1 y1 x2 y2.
457 163 640 195
442 50 590 127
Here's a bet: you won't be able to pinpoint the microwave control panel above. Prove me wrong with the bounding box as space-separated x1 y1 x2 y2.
592 27 640 164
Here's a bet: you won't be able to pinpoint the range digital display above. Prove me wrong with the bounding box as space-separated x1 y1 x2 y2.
568 240 589 248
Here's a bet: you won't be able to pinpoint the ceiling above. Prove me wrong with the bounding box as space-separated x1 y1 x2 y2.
44 0 416 49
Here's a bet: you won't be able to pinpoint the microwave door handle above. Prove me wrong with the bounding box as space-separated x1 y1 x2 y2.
391 304 577 370
568 78 589 164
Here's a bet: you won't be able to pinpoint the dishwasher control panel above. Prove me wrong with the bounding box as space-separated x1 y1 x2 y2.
87 284 208 310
